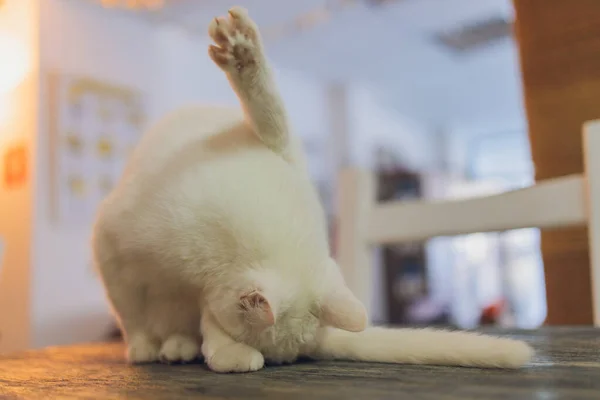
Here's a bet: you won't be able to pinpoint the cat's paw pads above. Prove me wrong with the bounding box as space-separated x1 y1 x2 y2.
159 335 200 364
208 7 261 72
127 334 160 364
206 343 264 373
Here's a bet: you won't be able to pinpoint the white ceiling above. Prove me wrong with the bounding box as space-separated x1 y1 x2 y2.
262 0 524 128
94 0 526 130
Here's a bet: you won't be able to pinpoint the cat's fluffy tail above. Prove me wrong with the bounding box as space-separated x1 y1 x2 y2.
311 327 533 369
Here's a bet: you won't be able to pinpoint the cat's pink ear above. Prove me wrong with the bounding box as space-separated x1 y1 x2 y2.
320 285 368 332
239 290 275 328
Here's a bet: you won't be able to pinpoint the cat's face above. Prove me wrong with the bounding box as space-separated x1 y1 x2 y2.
209 260 367 363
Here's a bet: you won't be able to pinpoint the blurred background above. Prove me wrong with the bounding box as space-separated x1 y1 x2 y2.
0 0 590 352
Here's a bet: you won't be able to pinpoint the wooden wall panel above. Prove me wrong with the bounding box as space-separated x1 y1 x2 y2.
513 0 600 324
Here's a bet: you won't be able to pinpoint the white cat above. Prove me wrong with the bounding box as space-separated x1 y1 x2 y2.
92 6 533 373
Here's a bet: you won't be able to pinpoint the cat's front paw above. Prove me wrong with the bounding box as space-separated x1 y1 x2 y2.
206 343 265 373
127 334 160 364
208 7 262 73
159 334 200 364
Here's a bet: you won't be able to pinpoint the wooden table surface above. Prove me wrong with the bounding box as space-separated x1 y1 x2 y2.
0 327 598 399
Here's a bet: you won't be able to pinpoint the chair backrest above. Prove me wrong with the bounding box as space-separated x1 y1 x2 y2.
336 120 600 326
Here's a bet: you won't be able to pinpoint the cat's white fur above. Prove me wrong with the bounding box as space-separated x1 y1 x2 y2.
92 6 533 373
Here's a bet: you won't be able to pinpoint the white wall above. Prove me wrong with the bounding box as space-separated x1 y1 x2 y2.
348 85 435 172
442 114 529 178
153 26 237 116
33 0 160 347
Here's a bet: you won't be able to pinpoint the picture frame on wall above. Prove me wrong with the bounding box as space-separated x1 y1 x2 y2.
47 73 145 226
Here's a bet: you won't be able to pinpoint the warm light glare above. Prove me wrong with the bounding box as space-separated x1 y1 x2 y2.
101 0 164 10
0 33 29 94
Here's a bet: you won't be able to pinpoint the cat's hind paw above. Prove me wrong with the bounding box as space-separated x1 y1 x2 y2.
127 334 160 364
159 335 200 364
208 7 262 73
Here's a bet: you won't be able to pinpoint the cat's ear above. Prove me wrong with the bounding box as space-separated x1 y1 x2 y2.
320 285 368 332
239 290 275 328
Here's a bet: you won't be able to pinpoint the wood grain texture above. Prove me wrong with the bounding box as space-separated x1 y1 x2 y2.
513 0 600 324
0 328 599 399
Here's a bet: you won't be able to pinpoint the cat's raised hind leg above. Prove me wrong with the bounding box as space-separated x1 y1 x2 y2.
208 7 292 161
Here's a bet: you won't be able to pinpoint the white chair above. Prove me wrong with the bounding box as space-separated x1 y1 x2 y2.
336 120 600 327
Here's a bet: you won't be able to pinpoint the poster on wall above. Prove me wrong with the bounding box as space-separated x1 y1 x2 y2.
48 74 145 226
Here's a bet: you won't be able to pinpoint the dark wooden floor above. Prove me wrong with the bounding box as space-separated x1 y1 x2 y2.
0 327 598 399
